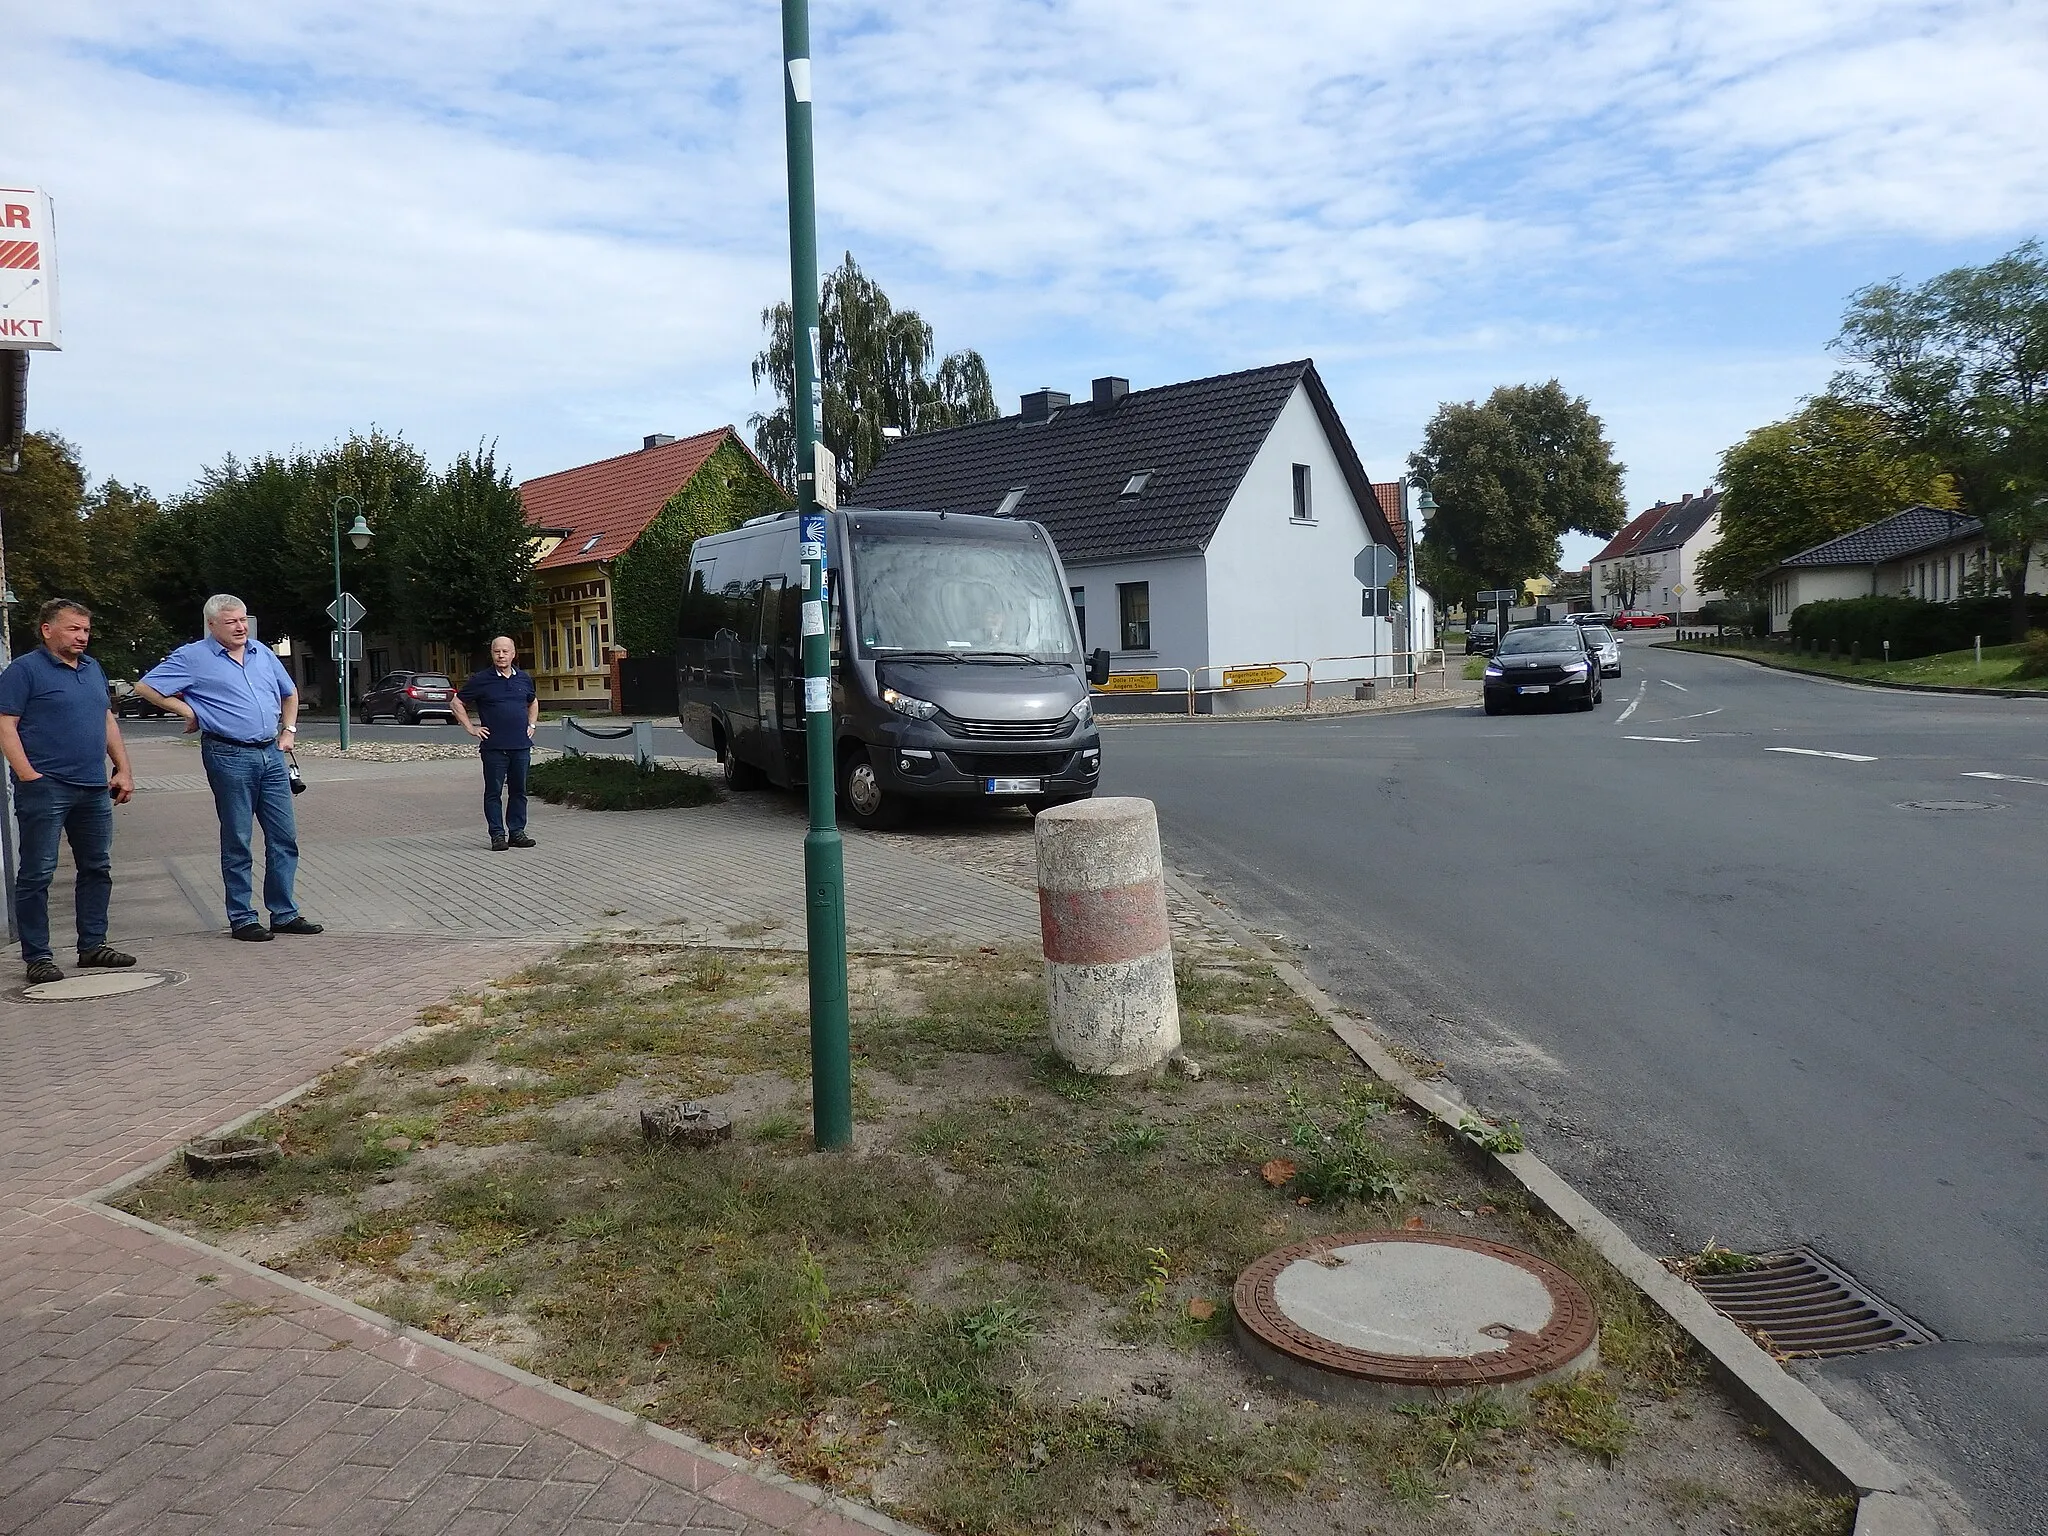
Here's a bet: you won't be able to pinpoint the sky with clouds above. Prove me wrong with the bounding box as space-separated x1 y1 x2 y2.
8 0 2045 567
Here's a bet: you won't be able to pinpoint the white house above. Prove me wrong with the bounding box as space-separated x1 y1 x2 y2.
1589 489 1725 618
1765 504 2045 628
853 362 1411 708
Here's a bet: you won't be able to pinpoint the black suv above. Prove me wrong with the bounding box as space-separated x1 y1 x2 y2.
357 671 458 724
1481 626 1605 714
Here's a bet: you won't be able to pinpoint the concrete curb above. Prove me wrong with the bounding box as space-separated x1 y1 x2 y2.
1161 870 1941 1536
1657 643 2048 700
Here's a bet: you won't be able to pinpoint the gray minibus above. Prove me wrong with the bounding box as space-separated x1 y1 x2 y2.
678 508 1109 828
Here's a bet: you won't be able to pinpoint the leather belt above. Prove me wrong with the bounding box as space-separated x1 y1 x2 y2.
201 732 277 749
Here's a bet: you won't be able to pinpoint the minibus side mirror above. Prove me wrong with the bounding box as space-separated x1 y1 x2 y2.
1087 648 1112 686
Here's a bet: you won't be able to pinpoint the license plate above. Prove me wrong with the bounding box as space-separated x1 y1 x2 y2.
421 692 448 699
1517 684 1550 694
985 776 1043 794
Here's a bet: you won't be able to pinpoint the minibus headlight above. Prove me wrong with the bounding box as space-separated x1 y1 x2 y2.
1069 697 1093 723
881 687 940 720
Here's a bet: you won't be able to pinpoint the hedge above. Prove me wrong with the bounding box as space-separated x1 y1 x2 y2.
1787 594 2048 659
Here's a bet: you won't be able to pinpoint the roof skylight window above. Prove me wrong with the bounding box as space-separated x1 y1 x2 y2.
994 488 1027 517
1121 471 1152 497
578 535 602 554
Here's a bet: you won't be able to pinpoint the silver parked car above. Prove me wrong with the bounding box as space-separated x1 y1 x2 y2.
1581 624 1622 677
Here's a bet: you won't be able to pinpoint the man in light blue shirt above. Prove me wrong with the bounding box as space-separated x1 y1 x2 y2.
138 594 323 942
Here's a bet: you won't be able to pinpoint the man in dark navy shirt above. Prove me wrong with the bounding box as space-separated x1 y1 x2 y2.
452 636 539 851
0 600 137 984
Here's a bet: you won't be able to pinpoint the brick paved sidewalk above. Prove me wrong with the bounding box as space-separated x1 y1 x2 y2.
0 745 1045 1535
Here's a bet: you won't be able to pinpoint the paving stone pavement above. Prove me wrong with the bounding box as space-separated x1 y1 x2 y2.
0 745 1038 1535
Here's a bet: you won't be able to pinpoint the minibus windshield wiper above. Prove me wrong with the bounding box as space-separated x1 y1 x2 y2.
871 649 967 662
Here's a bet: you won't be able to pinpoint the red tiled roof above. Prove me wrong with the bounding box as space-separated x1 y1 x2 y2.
1591 504 1666 564
1369 481 1408 555
521 427 739 572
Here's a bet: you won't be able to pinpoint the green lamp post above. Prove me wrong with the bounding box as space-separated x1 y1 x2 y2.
332 494 372 751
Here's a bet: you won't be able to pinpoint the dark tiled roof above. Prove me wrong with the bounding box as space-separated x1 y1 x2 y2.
852 360 1400 564
1779 504 1983 569
521 428 775 572
1592 489 1721 563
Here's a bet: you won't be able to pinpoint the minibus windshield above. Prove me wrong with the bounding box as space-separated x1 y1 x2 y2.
849 529 1080 661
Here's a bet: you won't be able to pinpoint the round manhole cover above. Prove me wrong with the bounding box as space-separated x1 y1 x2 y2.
1897 800 2002 813
18 969 184 1003
1234 1230 1598 1402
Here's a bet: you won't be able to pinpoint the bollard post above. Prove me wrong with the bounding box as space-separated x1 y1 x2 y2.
1851 641 1861 665
632 719 655 769
1035 798 1180 1075
562 716 580 758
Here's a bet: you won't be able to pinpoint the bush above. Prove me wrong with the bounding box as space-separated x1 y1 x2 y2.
527 756 721 811
1787 594 2048 660
2017 630 2048 680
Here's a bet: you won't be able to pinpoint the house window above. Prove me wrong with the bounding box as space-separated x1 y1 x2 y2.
1117 582 1151 651
1071 586 1087 647
589 621 603 667
1291 464 1313 521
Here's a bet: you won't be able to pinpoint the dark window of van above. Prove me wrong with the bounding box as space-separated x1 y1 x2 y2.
678 558 722 642
1071 586 1086 647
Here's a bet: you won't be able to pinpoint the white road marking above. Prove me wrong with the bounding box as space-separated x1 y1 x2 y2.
1644 707 1724 724
1614 681 1646 725
1660 679 1689 691
1767 747 1877 762
1625 735 1699 743
1962 771 2048 787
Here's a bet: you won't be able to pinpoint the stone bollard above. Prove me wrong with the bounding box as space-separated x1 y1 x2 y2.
1035 797 1180 1075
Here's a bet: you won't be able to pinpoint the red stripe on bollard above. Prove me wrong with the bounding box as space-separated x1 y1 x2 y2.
1039 881 1171 965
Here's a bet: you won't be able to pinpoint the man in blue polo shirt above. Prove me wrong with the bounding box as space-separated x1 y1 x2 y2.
137 594 322 942
451 635 538 851
0 599 137 984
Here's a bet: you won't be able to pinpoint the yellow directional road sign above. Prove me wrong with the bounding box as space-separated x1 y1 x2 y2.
1096 673 1161 693
1224 666 1288 688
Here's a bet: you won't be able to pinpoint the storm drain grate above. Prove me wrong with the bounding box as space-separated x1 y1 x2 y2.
1692 1247 1938 1359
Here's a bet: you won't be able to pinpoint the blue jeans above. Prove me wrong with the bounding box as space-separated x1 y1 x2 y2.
12 776 113 963
481 749 529 838
199 739 300 928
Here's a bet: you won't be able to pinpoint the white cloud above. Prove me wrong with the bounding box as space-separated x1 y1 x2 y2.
3 0 2041 514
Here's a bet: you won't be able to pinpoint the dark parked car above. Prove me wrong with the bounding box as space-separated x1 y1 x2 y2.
1481 625 1604 714
1464 618 1499 655
357 671 457 724
109 679 174 719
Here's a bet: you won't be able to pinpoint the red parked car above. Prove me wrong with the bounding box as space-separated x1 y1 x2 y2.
1610 611 1674 630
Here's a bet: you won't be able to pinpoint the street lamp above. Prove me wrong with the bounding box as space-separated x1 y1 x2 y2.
332 494 372 750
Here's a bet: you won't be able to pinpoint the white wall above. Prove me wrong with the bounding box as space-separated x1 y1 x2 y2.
1677 512 1725 609
1064 554 1209 686
1203 382 1395 680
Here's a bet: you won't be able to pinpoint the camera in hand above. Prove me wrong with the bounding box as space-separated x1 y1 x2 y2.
286 752 306 795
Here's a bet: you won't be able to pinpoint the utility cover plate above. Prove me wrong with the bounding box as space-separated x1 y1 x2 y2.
20 969 182 1003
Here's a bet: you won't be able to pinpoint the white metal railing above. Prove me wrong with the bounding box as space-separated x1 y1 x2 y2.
1092 649 1452 714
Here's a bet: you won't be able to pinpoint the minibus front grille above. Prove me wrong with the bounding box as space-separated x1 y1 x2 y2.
950 717 1070 739
952 752 1075 777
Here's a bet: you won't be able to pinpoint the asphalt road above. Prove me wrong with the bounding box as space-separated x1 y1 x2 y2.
1101 646 2047 1534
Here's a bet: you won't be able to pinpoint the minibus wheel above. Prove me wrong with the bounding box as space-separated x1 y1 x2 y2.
839 748 904 829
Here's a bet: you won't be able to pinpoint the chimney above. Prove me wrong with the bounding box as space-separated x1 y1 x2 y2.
1019 388 1070 424
1680 491 1692 504
643 433 677 450
1092 376 1129 411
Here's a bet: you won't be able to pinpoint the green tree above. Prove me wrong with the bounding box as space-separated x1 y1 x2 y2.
0 431 90 656
385 443 536 654
77 479 178 678
1833 241 2048 640
610 435 790 656
751 252 997 499
1699 396 1956 596
1408 382 1627 612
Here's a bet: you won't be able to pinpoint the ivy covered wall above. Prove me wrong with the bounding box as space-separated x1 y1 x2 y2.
610 435 791 657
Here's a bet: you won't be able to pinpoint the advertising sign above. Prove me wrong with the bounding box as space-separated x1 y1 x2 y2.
0 187 59 351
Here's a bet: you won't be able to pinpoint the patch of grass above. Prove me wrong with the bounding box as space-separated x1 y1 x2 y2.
1282 1083 1408 1207
1672 637 2043 691
1692 1238 1761 1275
1739 1490 1857 1536
528 755 722 811
1532 1372 1632 1460
383 1021 495 1072
1456 1114 1526 1155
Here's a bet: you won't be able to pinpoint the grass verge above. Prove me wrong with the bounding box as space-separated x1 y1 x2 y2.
528 755 721 810
116 940 1842 1536
1669 637 2044 691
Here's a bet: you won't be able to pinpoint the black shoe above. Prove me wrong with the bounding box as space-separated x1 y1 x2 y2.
231 924 273 942
507 832 535 848
271 917 324 936
25 959 63 984
490 834 509 851
77 946 136 968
